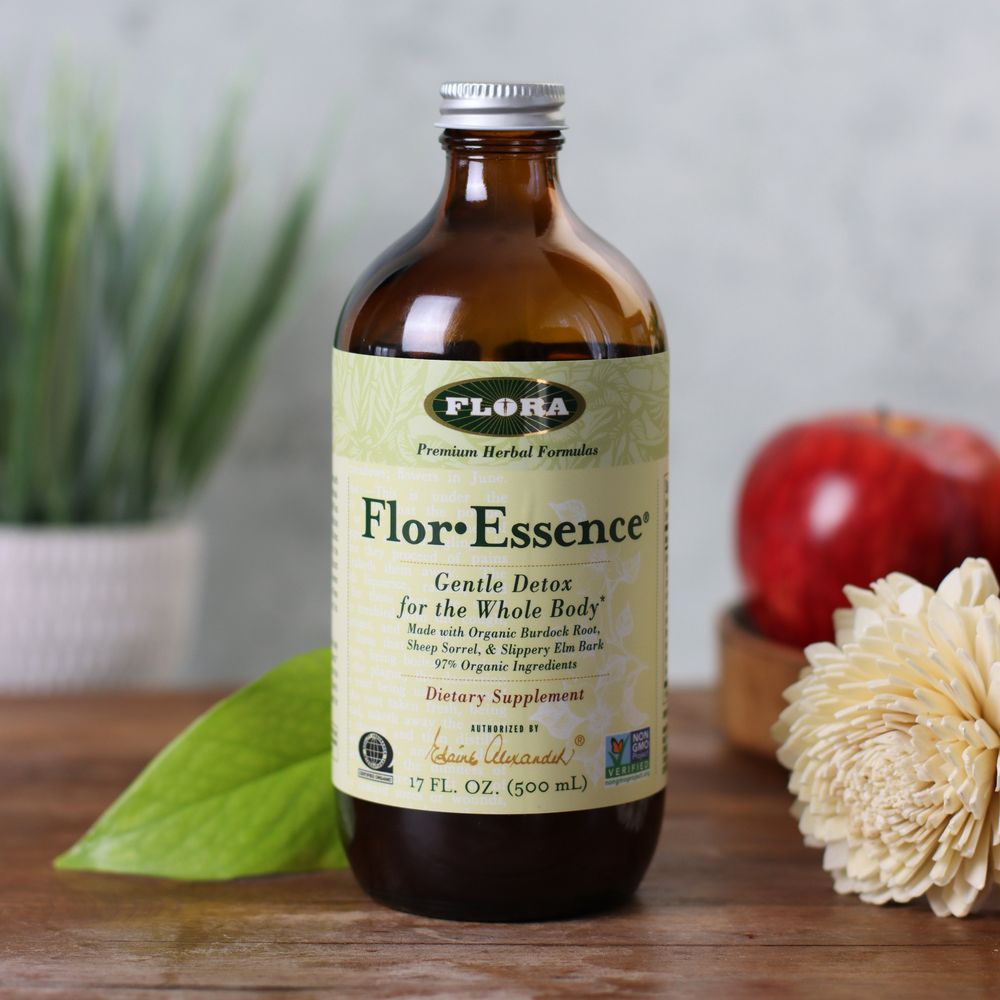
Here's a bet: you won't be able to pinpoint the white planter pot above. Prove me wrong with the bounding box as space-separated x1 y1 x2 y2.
0 521 203 691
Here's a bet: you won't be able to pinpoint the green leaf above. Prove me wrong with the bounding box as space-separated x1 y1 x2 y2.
172 182 316 494
86 112 239 518
0 92 322 524
55 648 346 881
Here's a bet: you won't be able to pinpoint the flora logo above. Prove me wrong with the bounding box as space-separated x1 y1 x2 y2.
425 377 585 437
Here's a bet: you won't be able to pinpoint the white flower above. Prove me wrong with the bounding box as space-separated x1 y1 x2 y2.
774 557 1000 917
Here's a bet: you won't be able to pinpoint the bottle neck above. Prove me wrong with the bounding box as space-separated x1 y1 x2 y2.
436 130 566 229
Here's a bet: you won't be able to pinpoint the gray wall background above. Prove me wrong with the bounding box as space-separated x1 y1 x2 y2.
3 0 1000 685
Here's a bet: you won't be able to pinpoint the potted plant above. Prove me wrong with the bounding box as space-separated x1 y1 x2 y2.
0 108 317 690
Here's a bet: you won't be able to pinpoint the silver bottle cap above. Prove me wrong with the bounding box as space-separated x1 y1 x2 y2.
436 82 566 131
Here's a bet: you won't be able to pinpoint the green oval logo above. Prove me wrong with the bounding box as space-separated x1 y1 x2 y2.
425 377 585 437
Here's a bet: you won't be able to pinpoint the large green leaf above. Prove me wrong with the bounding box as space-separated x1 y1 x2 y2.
55 648 346 880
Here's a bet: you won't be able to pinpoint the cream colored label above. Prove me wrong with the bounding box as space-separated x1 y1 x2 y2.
332 352 668 814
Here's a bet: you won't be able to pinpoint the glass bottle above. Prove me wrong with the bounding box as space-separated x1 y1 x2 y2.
332 82 668 921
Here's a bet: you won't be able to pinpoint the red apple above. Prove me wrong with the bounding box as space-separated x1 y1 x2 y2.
737 411 1000 648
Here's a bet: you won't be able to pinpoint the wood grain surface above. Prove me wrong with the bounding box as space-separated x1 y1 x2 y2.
2 688 999 998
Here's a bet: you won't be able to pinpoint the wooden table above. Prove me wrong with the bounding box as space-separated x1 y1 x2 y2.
2 689 998 998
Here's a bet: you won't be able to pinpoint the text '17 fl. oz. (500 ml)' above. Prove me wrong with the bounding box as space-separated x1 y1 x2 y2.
332 82 668 921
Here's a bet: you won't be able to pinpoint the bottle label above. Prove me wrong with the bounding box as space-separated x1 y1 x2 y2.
332 351 668 814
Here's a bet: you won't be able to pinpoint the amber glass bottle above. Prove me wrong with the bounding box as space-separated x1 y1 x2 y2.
332 83 667 921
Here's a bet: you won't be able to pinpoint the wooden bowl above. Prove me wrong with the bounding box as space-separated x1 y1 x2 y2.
718 604 806 759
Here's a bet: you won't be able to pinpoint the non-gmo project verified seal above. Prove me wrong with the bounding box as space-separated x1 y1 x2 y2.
604 727 651 785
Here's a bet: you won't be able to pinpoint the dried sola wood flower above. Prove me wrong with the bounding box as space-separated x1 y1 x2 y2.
774 557 1000 917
